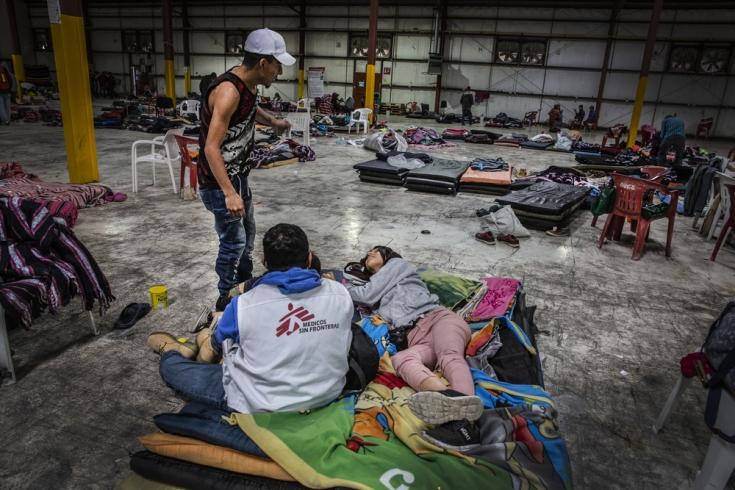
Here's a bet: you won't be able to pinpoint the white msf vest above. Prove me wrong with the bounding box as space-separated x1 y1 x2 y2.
221 279 353 413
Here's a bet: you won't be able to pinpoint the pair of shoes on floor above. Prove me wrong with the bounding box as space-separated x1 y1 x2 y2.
475 204 502 217
545 227 570 237
474 231 519 248
408 390 484 452
147 332 199 359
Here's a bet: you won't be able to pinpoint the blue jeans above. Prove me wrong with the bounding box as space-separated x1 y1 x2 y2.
159 351 227 409
199 174 255 296
157 353 266 457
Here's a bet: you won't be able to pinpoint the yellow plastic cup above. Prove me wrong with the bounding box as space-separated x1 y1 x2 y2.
149 284 169 309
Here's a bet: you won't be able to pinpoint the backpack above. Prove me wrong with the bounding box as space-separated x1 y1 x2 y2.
703 301 735 442
0 68 10 93
343 323 379 392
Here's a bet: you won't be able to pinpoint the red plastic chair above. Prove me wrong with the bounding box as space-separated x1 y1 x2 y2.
602 124 626 148
174 135 199 195
710 184 735 262
591 167 670 227
598 173 679 260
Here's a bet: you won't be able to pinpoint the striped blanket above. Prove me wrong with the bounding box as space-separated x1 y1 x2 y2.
0 197 114 328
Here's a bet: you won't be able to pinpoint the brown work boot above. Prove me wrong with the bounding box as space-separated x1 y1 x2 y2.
195 327 221 364
147 332 198 359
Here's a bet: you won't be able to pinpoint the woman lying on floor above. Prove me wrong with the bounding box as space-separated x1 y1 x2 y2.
345 246 484 451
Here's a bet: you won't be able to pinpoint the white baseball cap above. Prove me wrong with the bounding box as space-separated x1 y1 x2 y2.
245 28 296 66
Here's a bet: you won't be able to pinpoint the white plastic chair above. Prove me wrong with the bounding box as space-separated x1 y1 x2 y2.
286 114 311 146
654 375 735 490
177 99 200 121
348 108 372 135
131 128 183 194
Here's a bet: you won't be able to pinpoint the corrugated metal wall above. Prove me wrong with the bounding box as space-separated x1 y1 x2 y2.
3 2 734 136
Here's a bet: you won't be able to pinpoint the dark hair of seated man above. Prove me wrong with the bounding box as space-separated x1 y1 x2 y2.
263 223 310 271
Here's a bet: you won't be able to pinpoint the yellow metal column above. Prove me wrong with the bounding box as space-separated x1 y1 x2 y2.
297 1 306 99
626 0 663 147
365 63 376 115
364 0 379 122
163 0 176 104
297 69 305 99
49 0 99 183
184 66 191 96
6 0 26 100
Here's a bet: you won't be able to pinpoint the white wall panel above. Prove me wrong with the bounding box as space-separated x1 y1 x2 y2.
447 36 493 63
547 40 606 69
657 75 727 106
541 70 599 98
392 61 435 88
490 66 545 95
305 32 348 57
395 35 432 60
442 64 490 92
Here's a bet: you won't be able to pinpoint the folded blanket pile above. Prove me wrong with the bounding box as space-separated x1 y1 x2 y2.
0 197 114 328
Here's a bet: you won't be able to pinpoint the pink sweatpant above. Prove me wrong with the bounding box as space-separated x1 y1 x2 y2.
392 307 474 395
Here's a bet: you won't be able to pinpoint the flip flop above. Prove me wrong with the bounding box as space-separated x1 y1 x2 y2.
113 302 152 329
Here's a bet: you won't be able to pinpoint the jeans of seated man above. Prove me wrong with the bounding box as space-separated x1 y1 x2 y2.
658 134 686 167
199 173 255 297
154 401 266 457
159 351 228 410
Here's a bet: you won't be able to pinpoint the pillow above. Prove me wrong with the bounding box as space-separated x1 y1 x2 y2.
138 432 295 482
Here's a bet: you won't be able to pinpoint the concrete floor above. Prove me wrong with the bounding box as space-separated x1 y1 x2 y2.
1 111 735 490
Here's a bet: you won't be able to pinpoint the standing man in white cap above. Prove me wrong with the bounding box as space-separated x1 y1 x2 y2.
198 28 296 311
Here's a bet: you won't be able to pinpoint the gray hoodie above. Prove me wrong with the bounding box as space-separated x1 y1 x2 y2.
346 258 439 329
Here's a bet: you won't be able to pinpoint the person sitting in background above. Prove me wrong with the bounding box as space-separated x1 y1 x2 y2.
571 104 585 129
584 105 598 129
548 104 562 132
198 72 217 97
658 114 686 167
331 92 343 114
345 246 484 451
147 223 354 414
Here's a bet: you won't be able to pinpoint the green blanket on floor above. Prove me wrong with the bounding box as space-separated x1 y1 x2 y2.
234 396 510 490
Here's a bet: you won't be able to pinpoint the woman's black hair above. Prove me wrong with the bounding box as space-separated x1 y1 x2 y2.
344 246 402 281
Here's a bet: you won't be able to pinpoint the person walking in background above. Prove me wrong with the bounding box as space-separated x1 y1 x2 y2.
460 86 475 126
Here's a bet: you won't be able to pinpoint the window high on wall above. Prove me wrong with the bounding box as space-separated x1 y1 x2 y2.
495 39 547 66
668 44 732 74
122 30 154 53
349 34 392 58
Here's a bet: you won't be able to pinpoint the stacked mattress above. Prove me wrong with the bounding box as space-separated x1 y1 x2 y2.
495 134 528 147
459 167 513 195
404 159 471 194
520 140 554 151
353 158 409 185
497 181 589 229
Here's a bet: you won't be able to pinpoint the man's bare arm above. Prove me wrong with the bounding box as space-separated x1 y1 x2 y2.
256 106 291 130
204 83 245 216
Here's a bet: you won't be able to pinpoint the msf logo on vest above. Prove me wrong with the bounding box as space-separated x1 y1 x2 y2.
276 303 315 337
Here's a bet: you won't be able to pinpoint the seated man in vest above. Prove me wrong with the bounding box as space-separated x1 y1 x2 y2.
147 223 354 413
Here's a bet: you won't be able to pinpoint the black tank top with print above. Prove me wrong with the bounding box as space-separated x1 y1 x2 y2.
198 71 257 189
